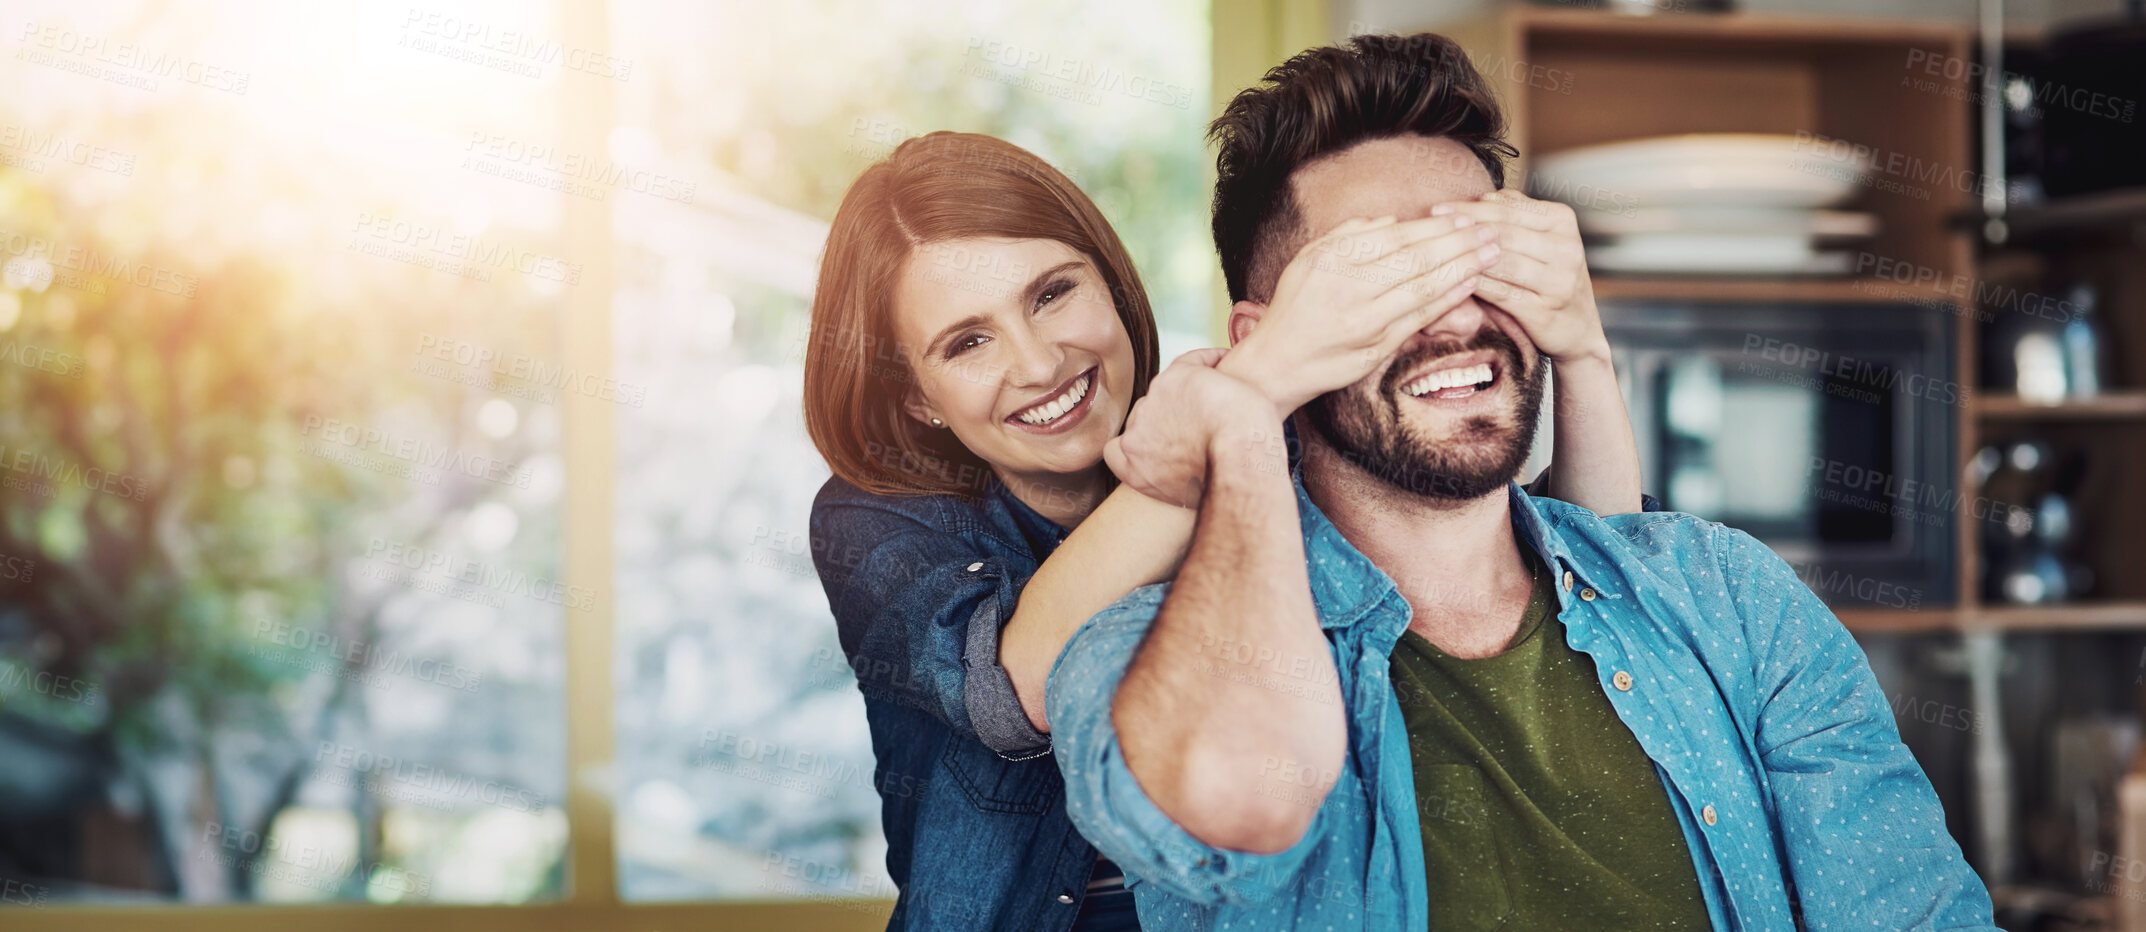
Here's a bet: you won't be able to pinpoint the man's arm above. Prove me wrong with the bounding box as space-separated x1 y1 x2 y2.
1044 355 1343 904
1717 527 1998 930
1047 582 1330 906
997 485 1197 733
1109 414 1345 854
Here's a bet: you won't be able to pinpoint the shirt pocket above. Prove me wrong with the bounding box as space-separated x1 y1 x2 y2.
1418 763 1514 930
940 731 1059 814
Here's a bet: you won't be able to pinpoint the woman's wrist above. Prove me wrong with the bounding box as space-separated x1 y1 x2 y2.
1546 347 1624 428
1215 336 1310 415
1549 338 1615 371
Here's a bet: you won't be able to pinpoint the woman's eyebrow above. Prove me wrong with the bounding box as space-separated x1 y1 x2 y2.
1018 261 1084 308
925 313 991 359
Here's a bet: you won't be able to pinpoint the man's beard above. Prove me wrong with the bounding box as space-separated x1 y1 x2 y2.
1301 327 1548 502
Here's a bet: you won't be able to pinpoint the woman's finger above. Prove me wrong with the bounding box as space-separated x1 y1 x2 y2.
1470 272 1550 325
1308 214 1402 253
1352 215 1479 272
1376 270 1482 351
1479 250 1558 304
1307 215 1465 274
1376 230 1500 305
1430 197 1565 233
1365 245 1491 332
1469 222 1565 267
1170 346 1230 369
1349 219 1493 297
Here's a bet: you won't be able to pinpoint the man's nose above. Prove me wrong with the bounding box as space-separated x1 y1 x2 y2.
1413 295 1487 346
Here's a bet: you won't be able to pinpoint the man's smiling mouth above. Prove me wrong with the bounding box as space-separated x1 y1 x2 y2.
1400 360 1498 400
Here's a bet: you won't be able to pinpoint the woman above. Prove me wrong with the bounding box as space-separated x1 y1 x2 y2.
802 132 1642 931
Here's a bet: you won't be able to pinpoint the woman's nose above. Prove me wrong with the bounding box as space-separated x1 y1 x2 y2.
1003 325 1065 388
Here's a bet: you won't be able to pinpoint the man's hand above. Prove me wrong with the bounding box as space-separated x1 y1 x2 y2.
1430 189 1611 365
1223 214 1501 414
1104 348 1281 510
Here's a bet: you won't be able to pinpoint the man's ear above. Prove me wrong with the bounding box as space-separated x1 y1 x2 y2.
1227 300 1266 347
901 383 941 428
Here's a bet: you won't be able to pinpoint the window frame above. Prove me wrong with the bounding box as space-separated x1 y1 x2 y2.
8 0 1316 926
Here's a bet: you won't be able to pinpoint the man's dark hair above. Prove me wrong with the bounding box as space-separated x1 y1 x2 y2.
1209 32 1517 304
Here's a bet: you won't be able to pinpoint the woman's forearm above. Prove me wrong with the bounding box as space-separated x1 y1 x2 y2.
1545 352 1643 516
999 483 1197 732
999 343 1304 733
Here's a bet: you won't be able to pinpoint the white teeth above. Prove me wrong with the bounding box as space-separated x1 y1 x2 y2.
1402 362 1494 397
1017 372 1092 425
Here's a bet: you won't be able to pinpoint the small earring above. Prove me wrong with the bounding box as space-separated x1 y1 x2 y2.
930 418 945 427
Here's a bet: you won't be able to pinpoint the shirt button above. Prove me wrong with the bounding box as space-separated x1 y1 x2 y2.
1612 670 1634 691
1579 587 1597 602
967 562 984 572
1562 570 1574 591
1057 893 1075 904
1702 804 1718 826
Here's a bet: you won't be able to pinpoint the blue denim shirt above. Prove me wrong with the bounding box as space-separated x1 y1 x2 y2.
1045 480 1998 931
809 464 1617 929
810 474 1105 931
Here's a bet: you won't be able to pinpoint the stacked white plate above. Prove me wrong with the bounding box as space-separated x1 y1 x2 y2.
1527 134 1879 276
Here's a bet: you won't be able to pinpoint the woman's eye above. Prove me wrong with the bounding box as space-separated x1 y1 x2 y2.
1035 278 1076 310
947 334 987 358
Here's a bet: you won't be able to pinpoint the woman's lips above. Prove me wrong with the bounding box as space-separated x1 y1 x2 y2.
1006 368 1097 435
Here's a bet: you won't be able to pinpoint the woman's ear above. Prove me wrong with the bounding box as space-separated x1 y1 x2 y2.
1227 301 1266 347
902 384 942 428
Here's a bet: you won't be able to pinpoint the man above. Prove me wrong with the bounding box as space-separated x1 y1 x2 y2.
1044 32 1997 930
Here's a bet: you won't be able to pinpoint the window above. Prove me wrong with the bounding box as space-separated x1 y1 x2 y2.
604 0 1211 902
1 0 575 905
0 0 1221 923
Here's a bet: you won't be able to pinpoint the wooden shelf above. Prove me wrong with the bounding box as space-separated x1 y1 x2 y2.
1841 601 2146 634
1591 276 1964 305
1968 601 2146 632
1976 392 2146 420
1503 7 1970 46
1985 187 2146 242
1837 607 1961 634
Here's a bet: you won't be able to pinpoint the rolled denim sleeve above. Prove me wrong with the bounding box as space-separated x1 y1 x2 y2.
1715 526 1999 930
1046 583 1325 906
811 498 1049 758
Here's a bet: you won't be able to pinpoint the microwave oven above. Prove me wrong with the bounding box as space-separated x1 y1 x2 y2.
1598 299 1959 610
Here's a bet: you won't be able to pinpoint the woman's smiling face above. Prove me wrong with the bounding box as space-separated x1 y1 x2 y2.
891 236 1137 488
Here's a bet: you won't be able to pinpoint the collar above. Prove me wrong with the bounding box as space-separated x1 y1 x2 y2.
984 473 1074 553
1291 476 1615 626
1292 477 1401 630
1505 481 1615 615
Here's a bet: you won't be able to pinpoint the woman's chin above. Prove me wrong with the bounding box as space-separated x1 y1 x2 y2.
994 441 1109 482
981 395 1129 484
1038 446 1111 478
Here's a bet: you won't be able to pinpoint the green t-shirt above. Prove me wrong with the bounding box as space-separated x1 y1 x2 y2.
1387 549 1711 931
